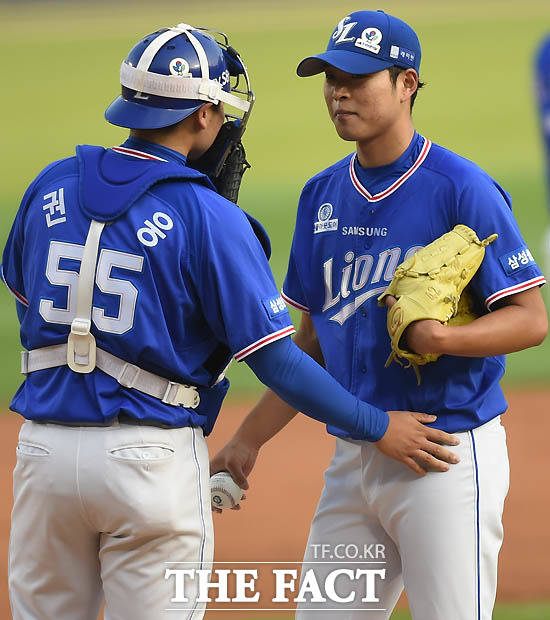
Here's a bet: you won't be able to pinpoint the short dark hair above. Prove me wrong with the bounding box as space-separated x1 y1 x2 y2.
387 66 425 111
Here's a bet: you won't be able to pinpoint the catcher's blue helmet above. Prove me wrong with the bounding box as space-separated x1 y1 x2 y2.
105 24 253 130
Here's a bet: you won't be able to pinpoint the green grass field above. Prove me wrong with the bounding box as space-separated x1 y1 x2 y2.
1 0 549 398
393 605 550 620
226 604 550 620
1 2 549 617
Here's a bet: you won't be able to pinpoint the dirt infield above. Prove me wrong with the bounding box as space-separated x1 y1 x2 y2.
0 387 548 617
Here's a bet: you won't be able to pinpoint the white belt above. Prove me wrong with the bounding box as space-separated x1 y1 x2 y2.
21 344 200 409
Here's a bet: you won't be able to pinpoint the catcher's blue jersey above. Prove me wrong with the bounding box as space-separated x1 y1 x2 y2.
283 133 546 434
2 138 294 432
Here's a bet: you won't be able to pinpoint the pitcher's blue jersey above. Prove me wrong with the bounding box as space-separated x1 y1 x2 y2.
283 133 546 434
2 138 294 433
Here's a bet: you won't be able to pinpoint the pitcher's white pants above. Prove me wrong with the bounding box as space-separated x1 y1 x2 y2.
9 420 213 620
296 416 509 620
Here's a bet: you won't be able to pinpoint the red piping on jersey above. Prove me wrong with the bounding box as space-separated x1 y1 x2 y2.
281 290 310 313
485 276 546 308
234 326 296 361
110 146 168 162
349 137 432 203
1 267 29 307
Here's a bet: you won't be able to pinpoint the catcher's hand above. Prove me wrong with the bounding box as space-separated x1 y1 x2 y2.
377 224 497 383
375 411 460 476
188 120 250 204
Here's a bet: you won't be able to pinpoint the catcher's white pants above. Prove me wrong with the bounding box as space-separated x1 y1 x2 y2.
296 416 509 620
9 419 213 620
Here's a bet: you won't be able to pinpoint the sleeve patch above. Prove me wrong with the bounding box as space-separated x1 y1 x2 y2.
498 247 535 276
262 295 289 320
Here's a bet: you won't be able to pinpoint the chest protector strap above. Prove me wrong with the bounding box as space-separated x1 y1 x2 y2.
67 219 104 373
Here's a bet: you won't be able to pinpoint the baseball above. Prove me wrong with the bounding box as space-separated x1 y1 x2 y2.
210 471 244 509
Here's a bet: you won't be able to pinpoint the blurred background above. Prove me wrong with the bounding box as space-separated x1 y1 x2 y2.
1 0 550 397
0 1 549 618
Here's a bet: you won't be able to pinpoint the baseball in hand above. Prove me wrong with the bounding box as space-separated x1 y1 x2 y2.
210 471 245 509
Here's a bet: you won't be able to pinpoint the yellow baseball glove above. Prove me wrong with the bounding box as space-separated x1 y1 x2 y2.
377 224 498 384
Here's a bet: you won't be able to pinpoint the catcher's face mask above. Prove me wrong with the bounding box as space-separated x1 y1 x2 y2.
187 31 254 182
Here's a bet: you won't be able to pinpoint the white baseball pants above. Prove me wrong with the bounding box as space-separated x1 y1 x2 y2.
9 419 213 620
296 416 509 620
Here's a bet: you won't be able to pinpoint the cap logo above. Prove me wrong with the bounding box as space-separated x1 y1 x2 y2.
169 58 190 77
355 28 382 54
332 16 358 45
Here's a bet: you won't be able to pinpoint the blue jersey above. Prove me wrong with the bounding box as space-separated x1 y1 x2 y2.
282 133 546 434
2 137 294 433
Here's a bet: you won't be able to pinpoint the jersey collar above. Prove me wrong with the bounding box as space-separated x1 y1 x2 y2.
349 135 431 203
112 137 188 166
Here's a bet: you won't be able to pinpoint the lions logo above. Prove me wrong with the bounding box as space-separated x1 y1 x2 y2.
332 16 358 45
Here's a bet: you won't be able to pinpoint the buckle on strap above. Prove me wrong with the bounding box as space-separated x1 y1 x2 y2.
21 351 29 375
117 362 141 389
162 381 200 409
67 318 96 374
198 78 221 102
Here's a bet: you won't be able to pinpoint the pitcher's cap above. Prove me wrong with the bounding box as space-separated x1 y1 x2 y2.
297 10 421 77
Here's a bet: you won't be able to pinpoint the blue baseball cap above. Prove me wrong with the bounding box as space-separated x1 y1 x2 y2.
297 10 421 77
